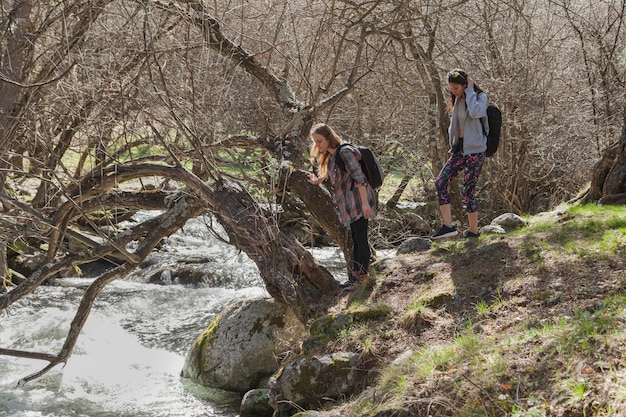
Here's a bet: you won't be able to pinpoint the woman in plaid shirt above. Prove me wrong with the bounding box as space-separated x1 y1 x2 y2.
307 123 377 289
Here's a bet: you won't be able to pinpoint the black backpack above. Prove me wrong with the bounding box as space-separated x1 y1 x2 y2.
481 101 502 157
335 143 384 189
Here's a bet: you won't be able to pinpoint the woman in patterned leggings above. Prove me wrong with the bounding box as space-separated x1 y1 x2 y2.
432 69 489 240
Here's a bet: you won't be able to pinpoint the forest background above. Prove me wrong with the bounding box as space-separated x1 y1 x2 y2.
1 0 626 384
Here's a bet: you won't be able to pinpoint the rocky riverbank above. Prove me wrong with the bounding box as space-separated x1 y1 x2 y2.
188 203 626 416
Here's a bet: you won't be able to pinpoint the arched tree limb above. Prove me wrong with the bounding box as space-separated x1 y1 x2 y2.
3 192 205 384
2 162 338 376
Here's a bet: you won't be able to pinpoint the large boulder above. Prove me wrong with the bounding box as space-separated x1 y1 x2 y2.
181 296 305 393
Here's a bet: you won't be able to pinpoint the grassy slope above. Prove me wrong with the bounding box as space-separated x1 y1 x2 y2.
311 203 626 417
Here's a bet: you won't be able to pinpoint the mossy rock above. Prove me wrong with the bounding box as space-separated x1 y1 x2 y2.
345 303 392 321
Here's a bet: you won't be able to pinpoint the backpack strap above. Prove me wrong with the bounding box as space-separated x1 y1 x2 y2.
479 92 489 136
334 143 359 190
334 143 349 172
335 143 360 172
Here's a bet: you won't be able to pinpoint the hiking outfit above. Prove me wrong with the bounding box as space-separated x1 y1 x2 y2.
328 144 377 277
433 87 488 239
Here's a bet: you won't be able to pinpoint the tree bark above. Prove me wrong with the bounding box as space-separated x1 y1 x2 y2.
584 141 619 202
0 1 33 152
602 130 626 196
277 166 352 266
386 167 417 210
0 243 7 291
585 96 626 203
0 1 33 208
152 165 340 319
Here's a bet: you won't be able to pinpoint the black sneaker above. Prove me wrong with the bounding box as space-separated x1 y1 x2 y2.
431 224 458 240
464 231 480 239
340 277 357 291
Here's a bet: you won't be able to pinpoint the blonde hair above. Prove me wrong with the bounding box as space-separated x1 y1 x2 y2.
309 123 342 178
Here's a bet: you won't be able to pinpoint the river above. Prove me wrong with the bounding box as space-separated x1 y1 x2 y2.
0 213 355 417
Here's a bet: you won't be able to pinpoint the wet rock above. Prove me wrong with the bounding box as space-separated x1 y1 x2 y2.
170 266 209 285
146 266 218 286
181 296 305 393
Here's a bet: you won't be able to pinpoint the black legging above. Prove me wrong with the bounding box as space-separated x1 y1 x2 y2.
350 217 370 276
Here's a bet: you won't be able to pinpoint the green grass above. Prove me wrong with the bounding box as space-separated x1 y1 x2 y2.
435 240 464 261
474 299 490 318
376 289 626 415
473 290 506 318
405 299 428 313
309 203 626 415
514 204 626 266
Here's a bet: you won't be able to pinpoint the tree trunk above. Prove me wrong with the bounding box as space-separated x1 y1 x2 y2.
277 166 352 272
169 165 340 320
0 243 7 291
584 141 619 202
0 1 33 209
602 133 626 196
386 169 416 210
68 163 341 320
584 101 626 204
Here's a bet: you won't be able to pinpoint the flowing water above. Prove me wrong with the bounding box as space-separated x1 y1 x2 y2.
0 213 359 417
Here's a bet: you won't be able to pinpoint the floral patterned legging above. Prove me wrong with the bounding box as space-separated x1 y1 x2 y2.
435 151 485 213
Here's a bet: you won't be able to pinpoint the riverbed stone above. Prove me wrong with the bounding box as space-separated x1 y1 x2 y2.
240 389 274 417
267 352 363 412
181 296 305 393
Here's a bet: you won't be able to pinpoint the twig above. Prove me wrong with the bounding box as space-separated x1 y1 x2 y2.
0 63 76 88
461 373 507 414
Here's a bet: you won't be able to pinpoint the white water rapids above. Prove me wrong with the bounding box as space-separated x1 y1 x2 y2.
0 213 355 417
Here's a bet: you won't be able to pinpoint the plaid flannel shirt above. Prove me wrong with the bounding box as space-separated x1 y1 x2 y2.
328 144 377 228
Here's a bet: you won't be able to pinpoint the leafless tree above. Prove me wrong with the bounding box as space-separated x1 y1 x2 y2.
0 0 351 382
1 0 625 383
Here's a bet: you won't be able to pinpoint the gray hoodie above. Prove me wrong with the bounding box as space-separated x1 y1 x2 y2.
448 87 489 155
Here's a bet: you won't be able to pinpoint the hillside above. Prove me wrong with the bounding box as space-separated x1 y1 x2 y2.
311 203 626 417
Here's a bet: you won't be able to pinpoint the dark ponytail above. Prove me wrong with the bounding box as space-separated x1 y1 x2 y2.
447 69 484 112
